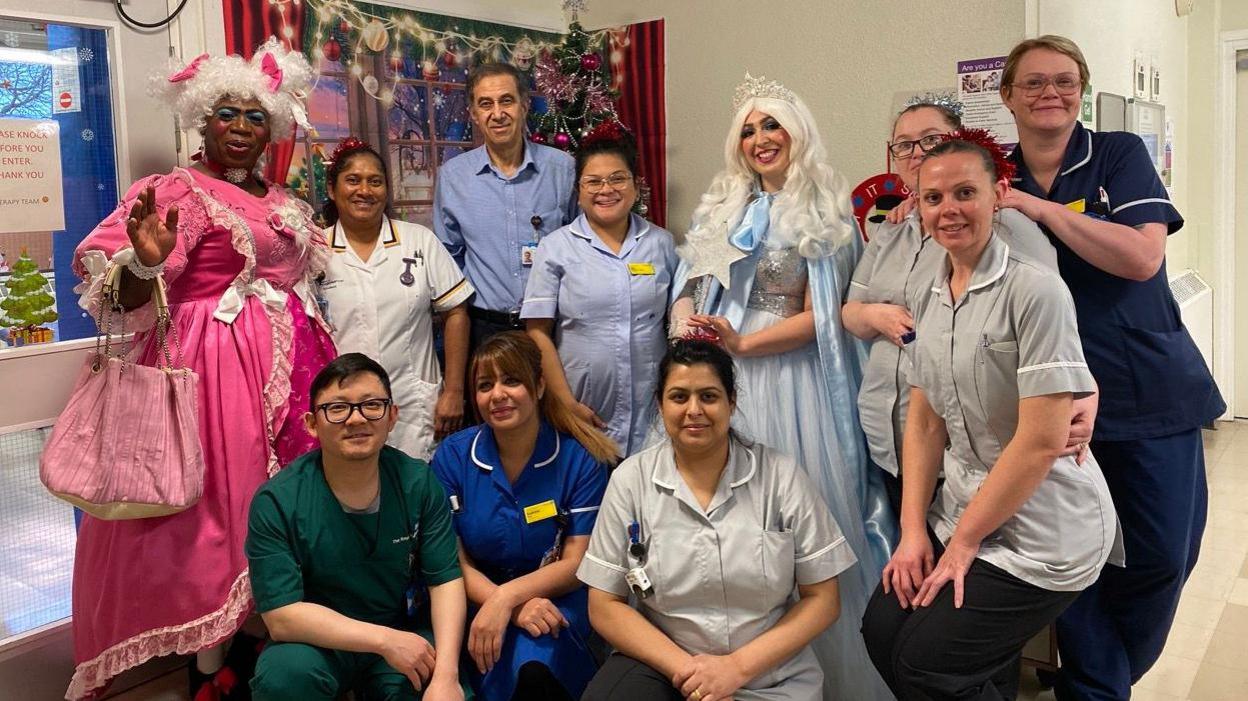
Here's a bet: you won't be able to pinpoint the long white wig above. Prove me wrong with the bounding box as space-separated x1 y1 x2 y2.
687 93 857 259
149 38 314 141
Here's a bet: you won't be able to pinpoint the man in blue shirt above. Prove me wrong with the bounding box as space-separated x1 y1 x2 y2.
433 63 577 349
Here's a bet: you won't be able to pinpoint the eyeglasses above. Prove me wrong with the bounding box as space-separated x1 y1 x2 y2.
888 134 945 159
1011 73 1081 97
315 399 392 424
579 173 634 193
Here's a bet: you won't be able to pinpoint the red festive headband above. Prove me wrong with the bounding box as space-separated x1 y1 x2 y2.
328 137 372 165
942 127 1016 182
579 120 632 149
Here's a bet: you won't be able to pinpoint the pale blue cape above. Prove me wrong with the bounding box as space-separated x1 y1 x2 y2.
673 194 896 573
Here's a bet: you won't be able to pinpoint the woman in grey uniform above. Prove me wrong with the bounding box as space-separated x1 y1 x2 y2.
860 136 1121 700
578 340 855 701
842 98 1065 514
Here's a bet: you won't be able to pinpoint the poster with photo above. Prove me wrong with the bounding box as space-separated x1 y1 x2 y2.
956 56 1017 149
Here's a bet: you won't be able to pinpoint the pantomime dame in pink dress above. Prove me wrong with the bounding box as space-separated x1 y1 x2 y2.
64 41 335 699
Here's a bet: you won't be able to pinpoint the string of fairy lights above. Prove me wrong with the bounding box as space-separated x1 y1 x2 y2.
264 0 613 108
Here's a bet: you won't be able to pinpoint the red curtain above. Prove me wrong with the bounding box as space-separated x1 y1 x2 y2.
223 1 305 185
613 20 667 228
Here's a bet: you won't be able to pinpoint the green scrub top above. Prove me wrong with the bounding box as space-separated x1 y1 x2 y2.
246 446 463 628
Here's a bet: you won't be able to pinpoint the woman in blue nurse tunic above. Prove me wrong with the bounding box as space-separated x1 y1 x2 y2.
432 331 616 700
521 126 677 457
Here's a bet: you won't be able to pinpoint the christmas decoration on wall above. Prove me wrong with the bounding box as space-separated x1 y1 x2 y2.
531 20 615 151
1 249 58 345
302 0 596 112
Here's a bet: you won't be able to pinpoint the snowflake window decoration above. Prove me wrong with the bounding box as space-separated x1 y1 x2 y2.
81 129 94 142
78 47 94 63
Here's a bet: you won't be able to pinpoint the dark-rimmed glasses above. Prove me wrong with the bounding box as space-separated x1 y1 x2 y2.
888 134 945 159
315 399 392 423
1011 73 1081 97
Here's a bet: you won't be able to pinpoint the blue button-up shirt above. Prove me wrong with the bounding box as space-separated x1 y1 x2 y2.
1008 122 1224 439
520 213 678 456
433 143 577 312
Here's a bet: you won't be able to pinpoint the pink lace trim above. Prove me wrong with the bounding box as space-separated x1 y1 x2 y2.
65 570 253 701
263 303 295 478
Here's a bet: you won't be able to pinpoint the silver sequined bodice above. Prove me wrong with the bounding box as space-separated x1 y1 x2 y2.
746 247 807 317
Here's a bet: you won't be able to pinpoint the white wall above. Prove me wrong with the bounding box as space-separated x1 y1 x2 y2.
1035 0 1192 270
584 0 1027 234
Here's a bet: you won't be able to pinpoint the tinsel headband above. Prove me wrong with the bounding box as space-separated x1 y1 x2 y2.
903 91 965 118
328 137 372 166
733 73 796 111
578 120 632 148
942 127 1017 182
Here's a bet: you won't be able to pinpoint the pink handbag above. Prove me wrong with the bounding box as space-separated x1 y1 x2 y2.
40 262 205 519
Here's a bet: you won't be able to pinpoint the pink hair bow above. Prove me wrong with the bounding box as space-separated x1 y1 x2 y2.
167 53 208 83
260 53 283 92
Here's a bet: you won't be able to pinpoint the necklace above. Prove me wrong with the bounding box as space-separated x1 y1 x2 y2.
198 153 253 185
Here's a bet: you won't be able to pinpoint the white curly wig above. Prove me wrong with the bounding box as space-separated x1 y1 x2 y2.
687 91 857 259
149 38 314 141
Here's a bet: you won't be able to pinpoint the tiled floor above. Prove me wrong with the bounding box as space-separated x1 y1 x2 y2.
68 422 1248 700
1017 420 1248 701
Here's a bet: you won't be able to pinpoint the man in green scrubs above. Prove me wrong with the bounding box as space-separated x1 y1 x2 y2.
246 353 467 700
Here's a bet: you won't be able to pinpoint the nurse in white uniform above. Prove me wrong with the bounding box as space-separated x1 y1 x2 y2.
317 138 474 460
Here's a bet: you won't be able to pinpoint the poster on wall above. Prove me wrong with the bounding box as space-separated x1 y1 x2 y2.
956 56 1016 148
0 118 64 233
50 47 81 114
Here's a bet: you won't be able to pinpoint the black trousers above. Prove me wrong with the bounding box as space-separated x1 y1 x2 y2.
581 653 682 701
861 541 1078 701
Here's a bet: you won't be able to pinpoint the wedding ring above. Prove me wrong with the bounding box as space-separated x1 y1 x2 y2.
691 690 703 701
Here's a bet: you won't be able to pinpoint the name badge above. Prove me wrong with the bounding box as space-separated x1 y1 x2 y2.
523 499 558 524
628 262 656 276
521 244 539 267
1065 198 1086 213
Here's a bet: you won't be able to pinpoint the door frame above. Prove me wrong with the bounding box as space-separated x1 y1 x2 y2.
1214 29 1248 419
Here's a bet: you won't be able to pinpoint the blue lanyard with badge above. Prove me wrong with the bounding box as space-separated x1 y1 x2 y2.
521 214 543 267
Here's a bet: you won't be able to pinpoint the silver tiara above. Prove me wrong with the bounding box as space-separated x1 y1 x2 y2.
733 73 796 111
903 91 964 117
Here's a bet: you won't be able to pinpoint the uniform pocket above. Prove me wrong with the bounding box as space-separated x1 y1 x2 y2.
972 341 1020 460
761 530 797 606
391 378 439 460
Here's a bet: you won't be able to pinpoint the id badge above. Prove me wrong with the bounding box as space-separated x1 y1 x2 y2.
521 244 539 267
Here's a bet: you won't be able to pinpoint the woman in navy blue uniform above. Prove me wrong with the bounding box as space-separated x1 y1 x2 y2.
432 331 616 700
997 35 1224 701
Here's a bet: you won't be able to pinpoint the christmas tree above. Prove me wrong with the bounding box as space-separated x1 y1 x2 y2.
531 19 616 151
1 249 58 330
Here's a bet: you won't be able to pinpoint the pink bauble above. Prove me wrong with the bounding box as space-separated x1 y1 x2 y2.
422 59 439 80
580 53 602 72
553 132 571 149
322 39 341 63
530 132 547 144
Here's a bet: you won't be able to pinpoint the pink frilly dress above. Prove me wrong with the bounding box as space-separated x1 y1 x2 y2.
65 167 336 699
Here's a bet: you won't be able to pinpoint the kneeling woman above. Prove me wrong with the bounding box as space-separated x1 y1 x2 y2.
432 332 616 700
861 136 1121 700
579 340 855 701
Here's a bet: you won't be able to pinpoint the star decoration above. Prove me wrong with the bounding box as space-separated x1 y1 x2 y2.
0 80 10 90
682 231 747 289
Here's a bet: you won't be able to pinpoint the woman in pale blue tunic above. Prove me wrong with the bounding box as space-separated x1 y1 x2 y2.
670 73 894 700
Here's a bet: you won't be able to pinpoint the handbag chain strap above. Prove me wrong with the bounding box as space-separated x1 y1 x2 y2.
95 259 181 372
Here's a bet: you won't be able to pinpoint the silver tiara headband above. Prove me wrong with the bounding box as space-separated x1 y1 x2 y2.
733 73 796 111
903 91 965 118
